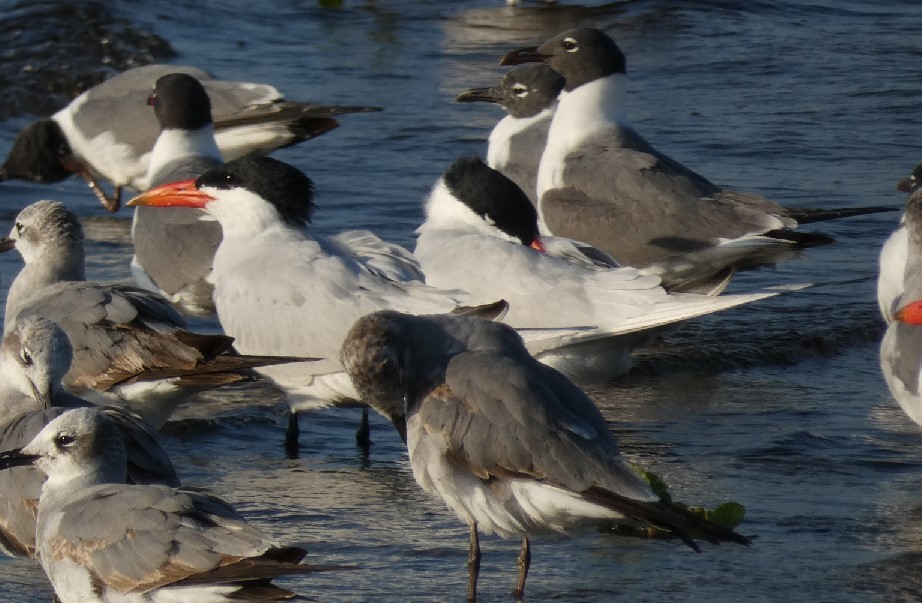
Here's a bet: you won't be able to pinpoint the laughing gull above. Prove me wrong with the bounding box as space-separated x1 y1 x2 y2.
879 163 922 322
0 407 344 601
500 27 898 271
0 64 379 211
456 64 565 205
2 200 310 428
131 72 225 317
0 317 179 559
341 310 751 602
415 157 796 383
128 155 499 450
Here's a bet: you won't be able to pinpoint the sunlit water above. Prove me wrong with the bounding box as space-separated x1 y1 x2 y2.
0 0 919 601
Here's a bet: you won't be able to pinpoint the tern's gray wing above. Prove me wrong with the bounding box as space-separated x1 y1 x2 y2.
415 350 655 501
11 281 217 391
541 124 794 267
40 483 277 593
134 155 223 309
331 230 428 283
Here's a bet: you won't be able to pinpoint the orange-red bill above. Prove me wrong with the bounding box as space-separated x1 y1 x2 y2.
529 238 547 253
126 179 213 208
896 299 922 325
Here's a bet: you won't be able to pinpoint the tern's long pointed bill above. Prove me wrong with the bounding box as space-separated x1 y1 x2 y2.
0 448 40 470
500 47 551 66
530 238 547 253
896 299 922 325
127 179 213 208
0 237 15 252
456 87 502 104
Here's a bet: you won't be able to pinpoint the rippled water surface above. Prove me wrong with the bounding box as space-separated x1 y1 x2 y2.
0 0 920 601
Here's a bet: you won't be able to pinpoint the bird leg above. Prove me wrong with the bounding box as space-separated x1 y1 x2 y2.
284 411 300 458
467 523 482 602
62 156 121 212
514 536 530 601
355 406 371 453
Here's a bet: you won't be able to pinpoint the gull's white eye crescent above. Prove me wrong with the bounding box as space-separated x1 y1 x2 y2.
562 37 578 52
19 346 32 366
512 84 529 97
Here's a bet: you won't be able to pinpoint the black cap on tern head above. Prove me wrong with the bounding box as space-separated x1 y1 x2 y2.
503 27 627 92
149 73 213 131
0 119 74 183
196 155 317 227
443 156 540 246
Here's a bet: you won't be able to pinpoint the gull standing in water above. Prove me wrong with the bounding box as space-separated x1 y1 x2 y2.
128 155 494 450
341 310 750 602
0 406 345 601
131 72 226 317
501 27 897 271
2 200 310 428
0 64 379 211
456 64 565 205
416 157 793 383
0 317 179 558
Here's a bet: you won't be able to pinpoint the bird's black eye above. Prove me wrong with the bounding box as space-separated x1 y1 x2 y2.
14 221 24 235
19 347 32 366
222 172 242 187
54 433 75 449
512 84 529 97
562 37 578 52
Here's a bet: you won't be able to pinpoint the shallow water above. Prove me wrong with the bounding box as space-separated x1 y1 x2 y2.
0 0 919 601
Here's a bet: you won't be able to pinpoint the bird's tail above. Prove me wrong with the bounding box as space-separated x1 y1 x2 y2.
582 487 752 551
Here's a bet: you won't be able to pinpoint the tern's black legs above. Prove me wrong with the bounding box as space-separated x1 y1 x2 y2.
467 523 482 602
514 536 531 601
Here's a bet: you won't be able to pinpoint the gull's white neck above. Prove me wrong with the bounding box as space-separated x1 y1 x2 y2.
487 106 555 170
4 242 85 334
147 125 221 179
537 74 628 201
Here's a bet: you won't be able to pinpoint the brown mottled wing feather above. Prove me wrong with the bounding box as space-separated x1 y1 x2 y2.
42 485 278 594
416 350 655 501
541 124 794 267
13 281 237 390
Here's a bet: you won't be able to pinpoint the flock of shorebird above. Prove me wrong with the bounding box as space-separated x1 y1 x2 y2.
0 25 913 603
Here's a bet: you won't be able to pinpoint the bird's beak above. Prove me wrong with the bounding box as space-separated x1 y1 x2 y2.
897 177 916 193
0 237 15 253
0 447 40 471
456 87 502 104
530 237 547 253
127 179 213 209
896 299 922 325
500 47 551 66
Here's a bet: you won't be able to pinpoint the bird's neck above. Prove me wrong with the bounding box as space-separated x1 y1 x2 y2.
41 461 126 507
538 74 627 199
5 248 85 331
487 107 555 170
148 125 221 179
